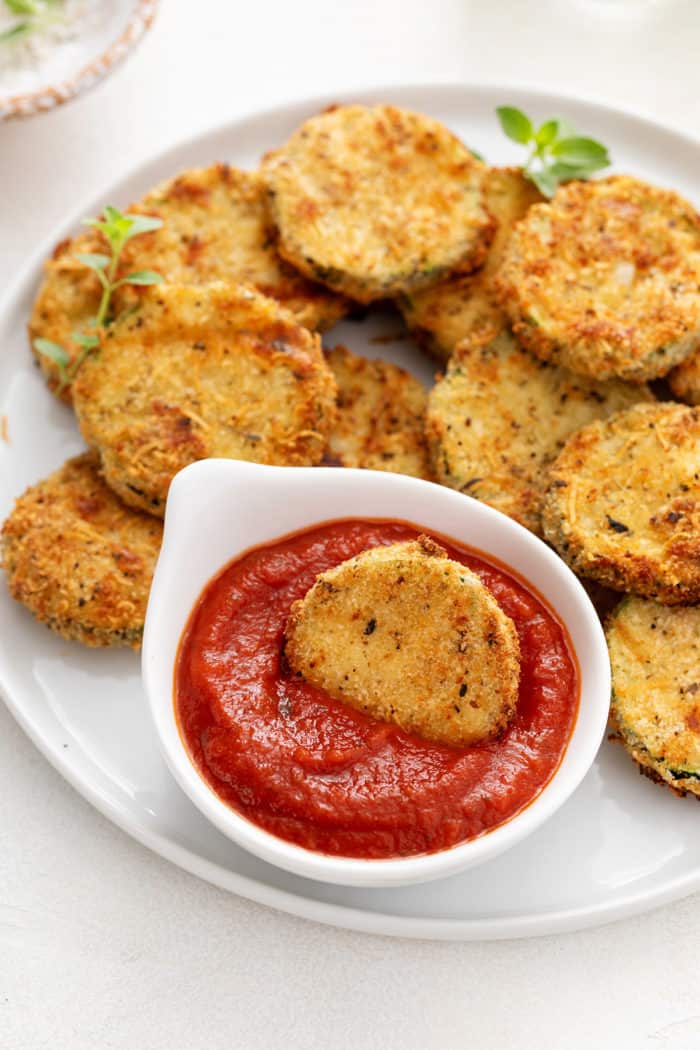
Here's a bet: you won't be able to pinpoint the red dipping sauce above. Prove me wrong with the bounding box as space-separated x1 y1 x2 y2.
175 520 579 859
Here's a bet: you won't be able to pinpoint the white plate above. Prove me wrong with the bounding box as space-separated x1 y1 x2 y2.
2 83 699 941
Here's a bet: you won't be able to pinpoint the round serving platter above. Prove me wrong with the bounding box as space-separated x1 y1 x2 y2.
1 83 699 940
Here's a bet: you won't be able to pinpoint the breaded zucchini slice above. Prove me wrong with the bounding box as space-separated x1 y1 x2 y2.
425 332 652 534
285 535 520 747
1 453 162 648
542 403 700 603
29 168 346 406
122 164 347 331
398 168 542 359
325 345 432 479
608 598 700 798
72 283 338 517
28 229 112 404
262 104 493 303
668 345 700 405
496 176 700 382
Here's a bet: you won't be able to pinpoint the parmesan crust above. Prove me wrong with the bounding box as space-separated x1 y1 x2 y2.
28 229 113 404
398 168 542 359
426 332 652 534
325 345 432 479
73 283 338 517
608 598 700 798
1 453 162 648
29 166 347 405
497 176 700 382
542 402 700 603
262 104 494 303
285 536 520 747
121 164 348 331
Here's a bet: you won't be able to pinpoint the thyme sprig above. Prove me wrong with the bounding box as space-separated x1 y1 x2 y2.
34 206 163 393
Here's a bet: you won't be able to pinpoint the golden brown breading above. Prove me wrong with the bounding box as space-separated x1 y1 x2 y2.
72 283 338 517
325 345 432 479
122 164 348 331
28 229 112 404
425 332 653 534
262 104 494 303
398 168 542 359
285 535 520 747
496 176 700 382
607 597 700 798
29 166 347 406
1 453 162 648
668 344 700 405
542 403 700 603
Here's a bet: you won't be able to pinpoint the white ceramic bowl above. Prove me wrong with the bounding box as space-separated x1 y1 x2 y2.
142 459 611 887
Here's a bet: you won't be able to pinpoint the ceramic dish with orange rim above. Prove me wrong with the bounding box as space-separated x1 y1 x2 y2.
0 0 158 122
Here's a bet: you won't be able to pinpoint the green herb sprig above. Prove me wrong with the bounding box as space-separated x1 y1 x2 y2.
34 206 163 393
0 0 63 44
496 106 611 197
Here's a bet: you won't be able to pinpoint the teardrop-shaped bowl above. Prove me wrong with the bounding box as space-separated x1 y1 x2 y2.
142 460 610 888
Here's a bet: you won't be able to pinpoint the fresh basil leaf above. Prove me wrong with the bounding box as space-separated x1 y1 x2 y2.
120 270 163 286
74 252 109 272
550 136 610 168
551 116 577 141
496 106 533 145
123 214 163 238
547 161 589 180
563 158 610 177
528 168 558 198
545 159 604 180
33 338 69 367
535 119 559 148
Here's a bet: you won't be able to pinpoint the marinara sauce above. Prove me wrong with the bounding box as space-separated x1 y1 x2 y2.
175 520 579 859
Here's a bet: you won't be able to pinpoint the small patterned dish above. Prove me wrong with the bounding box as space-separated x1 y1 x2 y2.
0 0 158 122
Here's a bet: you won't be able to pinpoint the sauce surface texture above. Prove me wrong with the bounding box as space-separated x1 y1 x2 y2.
175 520 579 859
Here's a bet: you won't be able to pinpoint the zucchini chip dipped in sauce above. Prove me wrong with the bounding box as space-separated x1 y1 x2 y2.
176 519 579 858
608 598 700 798
285 535 520 747
262 104 494 303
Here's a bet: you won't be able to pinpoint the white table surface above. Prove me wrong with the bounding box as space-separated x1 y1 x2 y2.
2 1 700 1046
